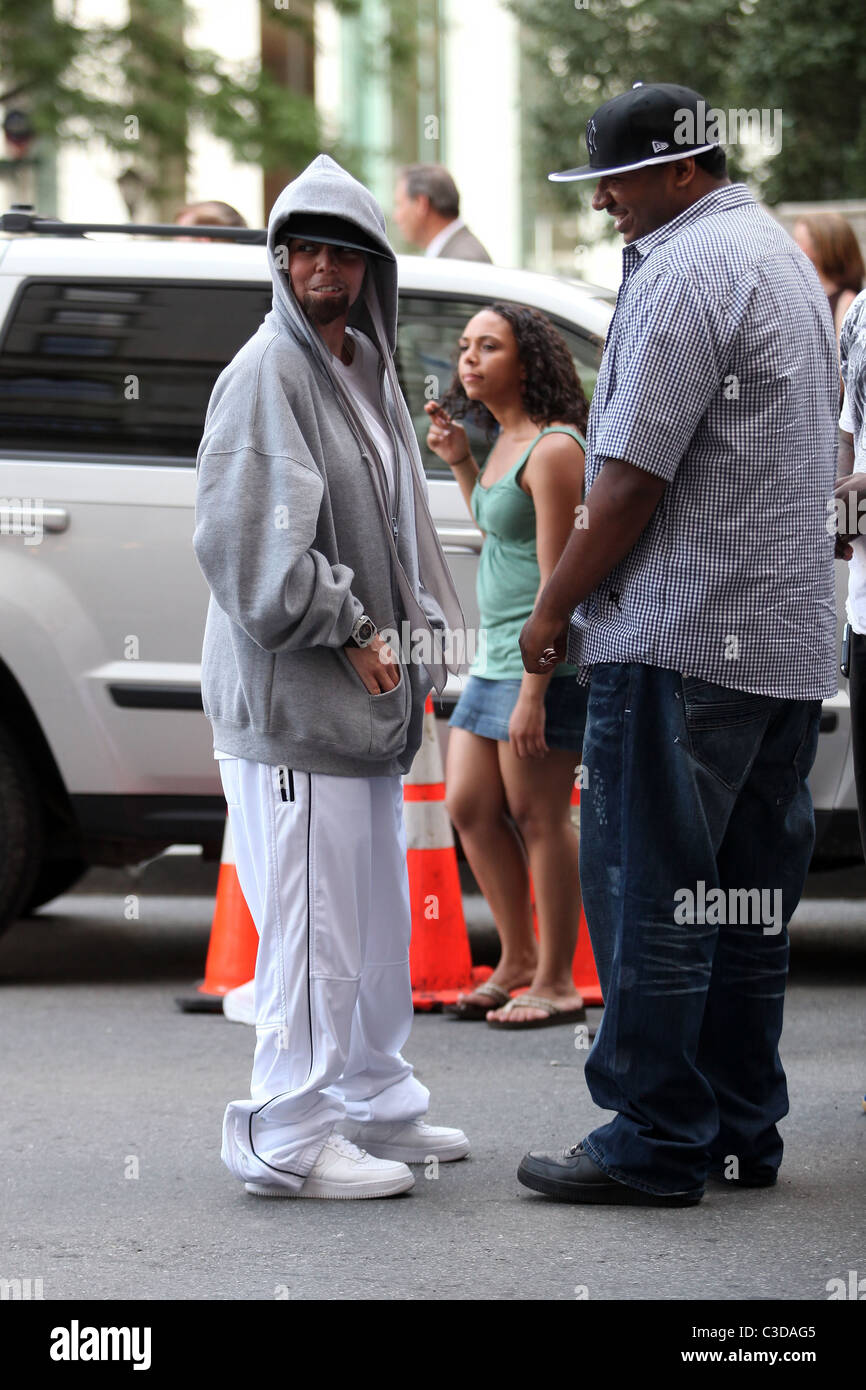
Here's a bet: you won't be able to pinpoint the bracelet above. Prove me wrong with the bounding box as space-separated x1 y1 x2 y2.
451 451 473 468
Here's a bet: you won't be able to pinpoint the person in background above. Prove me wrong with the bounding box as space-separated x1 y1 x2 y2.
176 200 248 229
830 287 866 1115
793 213 864 346
393 164 492 263
425 303 590 1029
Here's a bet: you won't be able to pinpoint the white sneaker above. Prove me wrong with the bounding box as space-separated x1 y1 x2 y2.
223 978 256 1025
244 1132 415 1200
339 1118 470 1164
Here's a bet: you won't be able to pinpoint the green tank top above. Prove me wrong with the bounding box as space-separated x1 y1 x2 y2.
469 425 586 680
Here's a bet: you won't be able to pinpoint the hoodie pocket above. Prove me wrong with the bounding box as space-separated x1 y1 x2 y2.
336 649 411 759
369 672 411 757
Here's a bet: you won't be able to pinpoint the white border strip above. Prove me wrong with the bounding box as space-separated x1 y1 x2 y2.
549 143 719 182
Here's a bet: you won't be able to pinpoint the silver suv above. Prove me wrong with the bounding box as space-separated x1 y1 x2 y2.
0 212 857 932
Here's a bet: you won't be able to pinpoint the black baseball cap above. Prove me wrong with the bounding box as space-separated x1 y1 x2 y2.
276 212 390 258
549 82 719 182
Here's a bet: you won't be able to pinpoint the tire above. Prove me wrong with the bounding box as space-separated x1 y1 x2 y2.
0 725 45 934
22 854 89 915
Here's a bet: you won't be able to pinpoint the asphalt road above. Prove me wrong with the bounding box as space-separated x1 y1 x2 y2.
0 879 864 1302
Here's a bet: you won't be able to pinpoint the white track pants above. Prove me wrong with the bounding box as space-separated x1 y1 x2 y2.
217 758 429 1191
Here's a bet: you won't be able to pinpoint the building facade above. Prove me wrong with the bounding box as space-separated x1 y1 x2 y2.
0 0 624 282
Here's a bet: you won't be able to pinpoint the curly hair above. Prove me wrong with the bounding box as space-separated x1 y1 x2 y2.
439 301 589 438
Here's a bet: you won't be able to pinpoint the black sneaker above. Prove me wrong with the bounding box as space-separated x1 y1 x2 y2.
517 1143 703 1206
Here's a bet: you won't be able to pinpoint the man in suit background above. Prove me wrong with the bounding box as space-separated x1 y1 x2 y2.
393 164 492 263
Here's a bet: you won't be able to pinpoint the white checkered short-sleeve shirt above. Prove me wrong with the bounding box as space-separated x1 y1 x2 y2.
840 289 866 457
568 183 840 700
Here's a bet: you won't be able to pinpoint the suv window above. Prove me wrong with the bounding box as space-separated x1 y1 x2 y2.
0 279 272 461
395 293 602 475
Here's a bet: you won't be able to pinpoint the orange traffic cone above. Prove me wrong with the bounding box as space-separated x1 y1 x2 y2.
569 785 603 1007
406 696 491 1011
176 815 259 1012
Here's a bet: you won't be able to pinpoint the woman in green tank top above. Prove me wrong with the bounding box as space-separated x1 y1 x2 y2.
425 302 591 1028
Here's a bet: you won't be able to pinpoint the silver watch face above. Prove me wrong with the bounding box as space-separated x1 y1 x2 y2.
355 617 376 646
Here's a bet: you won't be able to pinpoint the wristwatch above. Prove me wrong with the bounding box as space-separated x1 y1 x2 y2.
345 613 378 648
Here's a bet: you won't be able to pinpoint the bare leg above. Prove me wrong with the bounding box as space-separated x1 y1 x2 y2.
486 744 583 1023
444 727 537 994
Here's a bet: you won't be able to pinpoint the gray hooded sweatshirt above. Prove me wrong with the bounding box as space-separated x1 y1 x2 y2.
193 155 465 777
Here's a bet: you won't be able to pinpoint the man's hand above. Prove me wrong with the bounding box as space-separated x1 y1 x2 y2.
344 634 401 694
833 471 866 505
833 472 866 560
519 608 569 675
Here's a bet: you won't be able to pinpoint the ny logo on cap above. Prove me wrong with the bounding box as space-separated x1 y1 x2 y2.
587 118 598 157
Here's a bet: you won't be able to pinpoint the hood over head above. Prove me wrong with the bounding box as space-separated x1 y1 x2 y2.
261 154 465 692
267 153 398 355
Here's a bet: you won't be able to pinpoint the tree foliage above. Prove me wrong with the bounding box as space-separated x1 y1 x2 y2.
505 0 864 207
733 0 866 203
0 0 365 180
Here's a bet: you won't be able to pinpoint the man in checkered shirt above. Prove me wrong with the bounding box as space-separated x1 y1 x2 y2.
516 84 840 1206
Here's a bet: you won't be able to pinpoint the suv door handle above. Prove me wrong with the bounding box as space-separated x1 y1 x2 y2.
0 503 70 537
438 525 482 555
37 506 70 533
0 503 70 535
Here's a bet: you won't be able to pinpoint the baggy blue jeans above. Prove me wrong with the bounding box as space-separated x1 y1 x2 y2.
579 664 822 1198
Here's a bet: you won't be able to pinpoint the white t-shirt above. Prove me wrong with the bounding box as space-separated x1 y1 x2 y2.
330 328 397 510
214 329 396 761
840 390 866 635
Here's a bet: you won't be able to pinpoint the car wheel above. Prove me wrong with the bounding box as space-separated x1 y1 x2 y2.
22 853 89 914
0 726 45 934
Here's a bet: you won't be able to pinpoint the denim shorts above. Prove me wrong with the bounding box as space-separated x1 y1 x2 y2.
448 674 588 750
